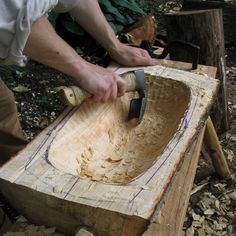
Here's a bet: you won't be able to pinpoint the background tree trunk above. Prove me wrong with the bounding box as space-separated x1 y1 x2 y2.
165 9 229 133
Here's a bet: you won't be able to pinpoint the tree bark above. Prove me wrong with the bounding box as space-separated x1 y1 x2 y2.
165 9 229 133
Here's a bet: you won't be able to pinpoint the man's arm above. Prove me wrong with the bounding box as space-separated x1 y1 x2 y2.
23 16 126 103
70 0 157 66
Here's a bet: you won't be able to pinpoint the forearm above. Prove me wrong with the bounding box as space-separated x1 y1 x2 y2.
23 15 126 103
70 0 120 54
23 16 86 81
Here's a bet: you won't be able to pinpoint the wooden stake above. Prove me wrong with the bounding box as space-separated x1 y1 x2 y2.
204 117 231 179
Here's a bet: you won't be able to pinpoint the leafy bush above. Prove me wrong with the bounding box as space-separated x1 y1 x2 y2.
0 65 15 79
48 0 146 62
49 0 145 39
99 0 145 33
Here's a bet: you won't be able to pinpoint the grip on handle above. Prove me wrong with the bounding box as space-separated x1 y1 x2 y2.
59 72 137 106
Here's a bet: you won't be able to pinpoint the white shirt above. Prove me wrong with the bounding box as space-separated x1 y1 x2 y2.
0 0 80 66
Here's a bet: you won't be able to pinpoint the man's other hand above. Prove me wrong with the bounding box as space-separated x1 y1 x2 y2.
109 43 158 67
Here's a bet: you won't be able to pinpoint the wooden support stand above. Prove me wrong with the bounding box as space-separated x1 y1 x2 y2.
165 9 229 133
204 117 231 179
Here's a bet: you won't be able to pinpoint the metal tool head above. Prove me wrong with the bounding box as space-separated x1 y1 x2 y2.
127 69 147 124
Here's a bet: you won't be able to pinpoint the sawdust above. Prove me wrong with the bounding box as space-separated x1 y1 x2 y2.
76 114 165 182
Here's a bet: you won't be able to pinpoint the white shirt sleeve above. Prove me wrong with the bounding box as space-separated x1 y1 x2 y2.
0 0 58 66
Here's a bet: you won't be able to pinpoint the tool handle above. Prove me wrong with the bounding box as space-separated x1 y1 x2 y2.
59 72 137 106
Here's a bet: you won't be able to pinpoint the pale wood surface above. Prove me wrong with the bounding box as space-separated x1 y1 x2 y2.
49 77 190 183
0 64 219 235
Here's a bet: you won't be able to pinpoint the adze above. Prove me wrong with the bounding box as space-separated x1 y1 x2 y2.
57 69 147 124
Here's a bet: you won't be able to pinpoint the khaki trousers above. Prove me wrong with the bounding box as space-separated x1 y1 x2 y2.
0 79 27 165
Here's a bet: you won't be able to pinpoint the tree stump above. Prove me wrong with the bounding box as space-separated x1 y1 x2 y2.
165 9 229 133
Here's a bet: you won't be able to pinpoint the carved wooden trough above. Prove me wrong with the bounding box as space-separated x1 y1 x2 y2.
0 65 218 235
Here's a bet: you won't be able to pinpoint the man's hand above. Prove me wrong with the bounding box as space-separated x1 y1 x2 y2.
109 43 158 67
74 63 126 103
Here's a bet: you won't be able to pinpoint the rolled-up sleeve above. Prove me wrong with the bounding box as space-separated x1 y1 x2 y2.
0 0 58 66
53 0 81 13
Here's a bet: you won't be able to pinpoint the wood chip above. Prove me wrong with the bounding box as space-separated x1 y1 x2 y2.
3 233 25 236
53 185 63 193
186 226 195 236
76 228 94 236
197 228 206 236
191 183 208 195
228 191 236 201
204 209 214 216
12 85 31 93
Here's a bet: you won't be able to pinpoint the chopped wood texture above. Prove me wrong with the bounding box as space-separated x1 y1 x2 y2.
166 9 229 133
0 65 218 235
143 128 205 236
49 77 190 183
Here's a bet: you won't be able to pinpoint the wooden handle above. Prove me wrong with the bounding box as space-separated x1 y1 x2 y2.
122 72 137 92
59 72 137 106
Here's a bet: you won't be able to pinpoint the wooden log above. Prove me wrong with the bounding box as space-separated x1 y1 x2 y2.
204 117 231 179
165 9 229 133
0 65 218 235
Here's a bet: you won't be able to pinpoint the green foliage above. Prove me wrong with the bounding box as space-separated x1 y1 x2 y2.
49 0 146 37
137 0 163 13
48 12 59 28
138 0 183 14
0 65 16 79
48 0 146 62
15 70 26 79
99 0 145 33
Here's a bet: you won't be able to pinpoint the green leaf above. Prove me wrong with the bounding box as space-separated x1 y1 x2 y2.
61 20 84 36
48 12 59 28
125 15 136 25
0 65 14 78
104 13 115 21
112 0 145 16
75 47 84 56
99 0 129 25
109 22 124 33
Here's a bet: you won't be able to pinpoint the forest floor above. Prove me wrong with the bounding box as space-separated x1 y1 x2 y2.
0 41 236 236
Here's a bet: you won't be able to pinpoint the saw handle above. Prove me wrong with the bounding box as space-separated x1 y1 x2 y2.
59 72 137 106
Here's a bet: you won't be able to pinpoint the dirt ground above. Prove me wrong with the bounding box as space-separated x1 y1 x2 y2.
0 40 236 236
